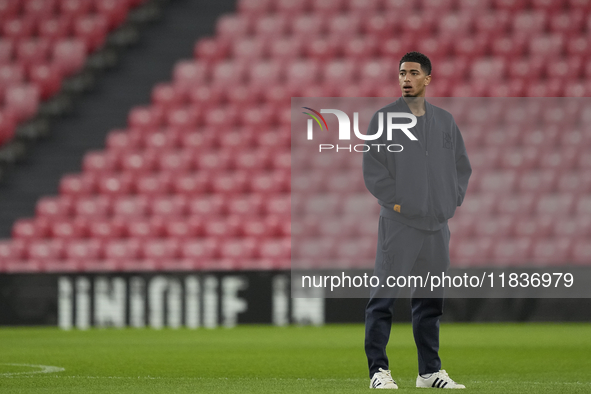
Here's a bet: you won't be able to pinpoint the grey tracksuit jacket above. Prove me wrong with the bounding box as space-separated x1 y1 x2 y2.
362 97 472 231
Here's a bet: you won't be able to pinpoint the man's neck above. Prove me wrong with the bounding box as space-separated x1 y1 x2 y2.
403 96 426 117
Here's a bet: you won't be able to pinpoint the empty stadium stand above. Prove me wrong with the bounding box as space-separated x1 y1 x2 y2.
1 0 590 272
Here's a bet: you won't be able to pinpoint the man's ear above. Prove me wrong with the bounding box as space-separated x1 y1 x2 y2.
424 75 431 86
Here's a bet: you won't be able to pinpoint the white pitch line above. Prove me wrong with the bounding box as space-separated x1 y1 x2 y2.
0 363 65 376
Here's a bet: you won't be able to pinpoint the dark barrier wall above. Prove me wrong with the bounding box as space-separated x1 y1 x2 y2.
1 271 591 328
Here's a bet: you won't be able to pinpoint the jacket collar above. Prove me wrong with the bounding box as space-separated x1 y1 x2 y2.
394 96 433 123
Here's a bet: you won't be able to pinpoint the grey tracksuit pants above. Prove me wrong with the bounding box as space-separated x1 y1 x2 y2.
365 216 451 377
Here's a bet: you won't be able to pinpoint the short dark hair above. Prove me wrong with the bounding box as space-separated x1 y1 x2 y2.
399 51 432 76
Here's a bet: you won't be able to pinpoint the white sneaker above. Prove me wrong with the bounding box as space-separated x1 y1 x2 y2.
370 368 398 389
416 370 465 389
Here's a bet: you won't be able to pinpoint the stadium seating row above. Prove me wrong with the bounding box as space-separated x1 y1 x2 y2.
32 192 291 217
235 0 591 16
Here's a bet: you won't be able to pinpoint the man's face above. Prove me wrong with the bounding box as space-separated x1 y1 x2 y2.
399 62 431 97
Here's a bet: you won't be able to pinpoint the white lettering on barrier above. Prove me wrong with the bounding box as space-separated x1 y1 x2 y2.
94 277 125 328
222 276 248 328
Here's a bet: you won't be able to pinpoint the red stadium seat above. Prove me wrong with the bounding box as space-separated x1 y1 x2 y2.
24 0 57 17
155 149 193 173
249 171 289 194
210 171 248 195
512 11 548 36
0 239 26 261
4 84 40 122
499 146 539 170
134 173 172 196
286 60 320 90
74 195 112 217
437 12 474 38
193 37 230 64
167 106 201 129
227 194 264 216
512 216 553 238
82 150 119 173
0 110 17 144
576 195 591 215
112 195 149 218
87 218 125 240
15 38 51 70
163 216 204 239
203 105 238 127
495 193 537 215
28 64 63 100
2 17 35 40
0 38 13 66
49 217 88 239
127 105 164 130
187 194 226 217
552 216 591 238
0 0 21 21
149 195 187 217
218 127 256 150
458 194 496 216
104 238 141 261
253 14 288 38
566 36 590 58
259 237 291 259
95 0 130 30
120 150 157 174
474 11 510 36
172 60 208 93
27 239 65 260
568 0 591 10
517 169 558 193
529 35 564 59
211 59 247 86
59 173 97 196
141 238 180 260
310 0 346 14
491 237 533 266
96 173 134 196
52 38 86 76
219 237 258 260
450 237 493 267
171 172 211 195
536 193 575 216
151 83 186 110
59 0 92 18
125 216 165 239
12 217 50 240
572 239 591 264
187 85 225 108
530 237 572 265
473 215 515 238
557 171 591 193
549 11 584 34
180 238 219 261
145 128 182 150
36 196 73 218
72 13 109 52
64 239 103 260
195 150 233 172
105 129 142 151
478 170 517 194
537 147 578 170
530 0 565 12
292 237 337 268
216 14 252 38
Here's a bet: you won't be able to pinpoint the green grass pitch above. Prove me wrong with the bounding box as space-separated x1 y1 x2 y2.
0 323 590 393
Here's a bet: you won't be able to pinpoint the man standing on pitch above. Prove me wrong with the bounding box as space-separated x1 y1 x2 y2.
363 52 471 389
